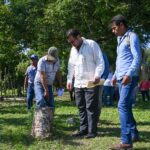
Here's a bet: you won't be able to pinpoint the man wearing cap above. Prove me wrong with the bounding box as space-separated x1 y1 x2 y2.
34 46 62 108
24 54 38 110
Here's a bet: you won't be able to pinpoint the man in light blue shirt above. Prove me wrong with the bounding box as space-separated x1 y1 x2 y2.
109 15 141 150
24 54 38 110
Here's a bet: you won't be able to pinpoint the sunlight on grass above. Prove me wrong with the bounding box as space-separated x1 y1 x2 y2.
0 93 150 150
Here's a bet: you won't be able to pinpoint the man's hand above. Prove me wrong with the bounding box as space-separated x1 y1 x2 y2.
66 83 72 91
44 90 49 100
111 78 117 86
122 75 131 85
93 77 100 84
24 76 28 91
24 84 27 91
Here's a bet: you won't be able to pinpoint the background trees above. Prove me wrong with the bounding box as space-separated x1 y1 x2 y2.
0 0 150 85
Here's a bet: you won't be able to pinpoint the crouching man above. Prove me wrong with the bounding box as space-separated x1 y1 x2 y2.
31 47 62 139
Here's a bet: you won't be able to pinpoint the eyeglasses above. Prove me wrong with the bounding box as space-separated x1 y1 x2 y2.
68 37 78 45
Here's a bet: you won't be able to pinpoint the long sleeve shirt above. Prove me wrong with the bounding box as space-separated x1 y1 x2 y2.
104 72 114 87
67 38 104 88
113 30 141 80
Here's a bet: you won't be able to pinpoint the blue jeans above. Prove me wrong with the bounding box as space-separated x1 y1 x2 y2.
118 76 139 144
27 83 34 109
34 82 54 108
103 86 114 106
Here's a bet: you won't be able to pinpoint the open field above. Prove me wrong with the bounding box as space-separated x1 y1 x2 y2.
0 93 150 150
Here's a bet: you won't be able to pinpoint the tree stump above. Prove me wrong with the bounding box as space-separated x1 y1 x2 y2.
31 107 54 139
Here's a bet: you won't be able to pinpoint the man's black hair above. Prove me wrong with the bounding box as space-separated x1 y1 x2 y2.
109 15 128 28
66 29 81 38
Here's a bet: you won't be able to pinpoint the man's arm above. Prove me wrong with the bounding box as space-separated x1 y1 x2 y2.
67 49 75 90
111 71 117 86
126 33 141 77
123 33 141 85
24 75 28 91
92 41 105 83
40 71 49 99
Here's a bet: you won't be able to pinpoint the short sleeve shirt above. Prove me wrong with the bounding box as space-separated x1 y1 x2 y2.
34 56 60 85
25 65 37 83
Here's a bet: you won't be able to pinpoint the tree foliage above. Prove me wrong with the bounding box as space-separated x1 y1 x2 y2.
0 0 149 82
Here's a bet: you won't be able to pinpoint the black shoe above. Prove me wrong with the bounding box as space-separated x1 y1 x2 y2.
72 130 88 137
85 133 97 139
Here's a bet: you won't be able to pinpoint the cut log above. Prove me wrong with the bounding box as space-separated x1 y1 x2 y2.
31 107 54 139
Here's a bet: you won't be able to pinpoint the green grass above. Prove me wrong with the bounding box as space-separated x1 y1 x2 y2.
0 93 150 150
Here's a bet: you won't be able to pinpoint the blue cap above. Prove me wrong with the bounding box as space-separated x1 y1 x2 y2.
30 54 38 61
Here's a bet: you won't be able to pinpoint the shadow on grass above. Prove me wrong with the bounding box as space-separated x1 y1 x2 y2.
138 131 150 143
97 126 120 137
0 102 35 146
54 114 115 139
57 139 84 147
0 102 27 114
0 97 150 148
53 113 79 137
0 116 31 126
0 117 35 146
56 99 76 108
97 125 150 144
100 119 120 126
132 98 150 110
134 148 150 150
110 100 150 110
0 132 35 146
138 121 150 126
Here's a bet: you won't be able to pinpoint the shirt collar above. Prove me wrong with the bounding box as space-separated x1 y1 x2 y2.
72 37 87 51
82 37 87 45
124 30 130 37
117 29 130 43
44 55 58 63
119 29 130 38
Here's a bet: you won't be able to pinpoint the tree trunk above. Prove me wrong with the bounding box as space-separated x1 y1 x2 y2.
31 107 54 139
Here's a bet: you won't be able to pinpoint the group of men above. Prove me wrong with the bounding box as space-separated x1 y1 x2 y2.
24 47 62 110
24 15 141 150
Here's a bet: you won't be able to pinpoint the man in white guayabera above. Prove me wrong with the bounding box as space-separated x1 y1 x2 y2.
66 29 104 138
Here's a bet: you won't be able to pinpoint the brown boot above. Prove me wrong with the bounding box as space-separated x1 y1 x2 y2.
109 143 133 150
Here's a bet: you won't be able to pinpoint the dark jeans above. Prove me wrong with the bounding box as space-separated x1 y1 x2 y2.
141 90 150 101
27 83 34 109
75 86 99 135
103 86 114 106
118 76 139 144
